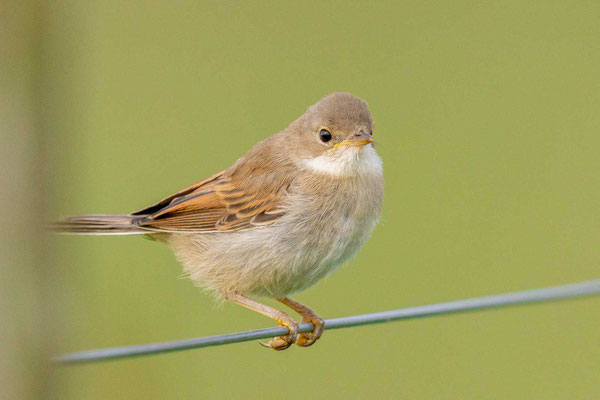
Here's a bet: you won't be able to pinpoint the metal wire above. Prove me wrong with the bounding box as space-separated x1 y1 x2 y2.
54 279 600 365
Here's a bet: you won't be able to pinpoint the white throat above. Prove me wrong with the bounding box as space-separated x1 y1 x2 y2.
303 145 383 177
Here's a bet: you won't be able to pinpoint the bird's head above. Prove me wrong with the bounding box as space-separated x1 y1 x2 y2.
287 92 380 177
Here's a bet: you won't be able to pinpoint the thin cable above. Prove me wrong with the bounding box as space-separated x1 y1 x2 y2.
54 279 600 365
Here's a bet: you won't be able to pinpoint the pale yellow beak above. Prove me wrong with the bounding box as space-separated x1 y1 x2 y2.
333 132 374 149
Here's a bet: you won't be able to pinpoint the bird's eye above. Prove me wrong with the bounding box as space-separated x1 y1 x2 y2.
319 129 332 143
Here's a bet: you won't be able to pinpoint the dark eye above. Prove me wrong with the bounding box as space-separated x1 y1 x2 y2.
319 129 332 143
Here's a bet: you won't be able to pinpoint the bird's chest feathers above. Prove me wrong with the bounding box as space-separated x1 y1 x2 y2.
286 152 383 280
313 183 380 254
280 182 380 293
298 145 383 240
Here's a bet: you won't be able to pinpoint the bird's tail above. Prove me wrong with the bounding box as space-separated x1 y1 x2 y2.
50 214 149 235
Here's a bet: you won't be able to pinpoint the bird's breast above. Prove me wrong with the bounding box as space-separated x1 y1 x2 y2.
274 165 383 293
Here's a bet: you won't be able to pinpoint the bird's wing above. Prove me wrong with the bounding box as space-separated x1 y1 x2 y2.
131 167 291 233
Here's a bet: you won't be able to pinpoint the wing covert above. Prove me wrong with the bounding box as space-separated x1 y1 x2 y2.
132 170 290 233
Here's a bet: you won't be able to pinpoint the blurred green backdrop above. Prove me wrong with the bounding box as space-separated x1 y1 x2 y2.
37 1 600 399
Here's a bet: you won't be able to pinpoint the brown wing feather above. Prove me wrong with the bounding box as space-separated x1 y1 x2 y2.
132 170 291 233
132 134 294 233
131 171 224 216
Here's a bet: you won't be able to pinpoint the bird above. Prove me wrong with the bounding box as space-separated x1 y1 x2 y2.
53 92 384 350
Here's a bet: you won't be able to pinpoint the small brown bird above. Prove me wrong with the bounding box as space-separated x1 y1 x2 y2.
54 92 384 350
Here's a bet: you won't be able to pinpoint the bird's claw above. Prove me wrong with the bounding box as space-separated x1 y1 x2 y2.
258 318 299 351
296 315 325 347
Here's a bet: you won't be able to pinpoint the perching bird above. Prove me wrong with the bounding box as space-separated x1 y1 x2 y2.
53 92 384 350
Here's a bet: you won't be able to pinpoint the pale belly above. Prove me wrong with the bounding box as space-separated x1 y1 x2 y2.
167 188 382 298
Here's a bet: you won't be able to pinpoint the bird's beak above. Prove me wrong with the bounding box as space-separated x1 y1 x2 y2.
333 132 374 149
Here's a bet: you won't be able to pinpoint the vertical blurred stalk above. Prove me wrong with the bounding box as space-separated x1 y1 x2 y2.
0 1 48 399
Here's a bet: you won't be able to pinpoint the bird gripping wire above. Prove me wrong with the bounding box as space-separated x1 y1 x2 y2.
54 279 600 365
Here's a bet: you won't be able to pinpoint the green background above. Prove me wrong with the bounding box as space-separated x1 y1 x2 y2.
37 1 600 399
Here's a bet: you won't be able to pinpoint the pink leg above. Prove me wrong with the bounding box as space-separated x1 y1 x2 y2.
224 292 298 351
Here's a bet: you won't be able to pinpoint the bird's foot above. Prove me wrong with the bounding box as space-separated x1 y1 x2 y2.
296 314 325 347
258 315 299 351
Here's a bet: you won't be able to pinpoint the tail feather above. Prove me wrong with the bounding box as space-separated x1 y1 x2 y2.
50 214 149 235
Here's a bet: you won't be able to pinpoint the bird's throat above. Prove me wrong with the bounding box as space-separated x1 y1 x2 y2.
303 145 382 177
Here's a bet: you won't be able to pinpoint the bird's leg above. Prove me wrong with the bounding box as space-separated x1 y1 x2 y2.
277 297 325 347
224 292 298 351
